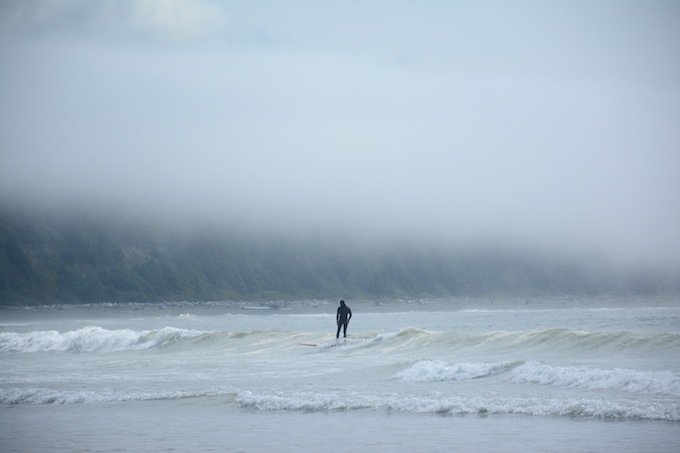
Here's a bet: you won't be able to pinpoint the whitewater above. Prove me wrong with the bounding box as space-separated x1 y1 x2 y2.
2 297 679 452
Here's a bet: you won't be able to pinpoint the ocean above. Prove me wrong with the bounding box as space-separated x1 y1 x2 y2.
2 297 679 452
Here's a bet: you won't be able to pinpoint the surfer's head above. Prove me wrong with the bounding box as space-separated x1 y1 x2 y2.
340 300 345 306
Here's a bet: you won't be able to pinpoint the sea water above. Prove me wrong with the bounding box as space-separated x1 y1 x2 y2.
1 297 679 452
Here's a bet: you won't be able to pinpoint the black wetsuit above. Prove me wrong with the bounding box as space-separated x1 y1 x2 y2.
336 304 352 338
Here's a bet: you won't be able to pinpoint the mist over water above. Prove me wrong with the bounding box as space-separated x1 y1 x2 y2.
1 1 679 276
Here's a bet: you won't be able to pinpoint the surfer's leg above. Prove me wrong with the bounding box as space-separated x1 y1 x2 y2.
336 322 341 338
343 322 348 337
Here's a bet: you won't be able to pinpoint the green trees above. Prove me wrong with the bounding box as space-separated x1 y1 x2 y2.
0 208 677 305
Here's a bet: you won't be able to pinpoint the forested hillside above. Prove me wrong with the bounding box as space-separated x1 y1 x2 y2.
0 208 676 305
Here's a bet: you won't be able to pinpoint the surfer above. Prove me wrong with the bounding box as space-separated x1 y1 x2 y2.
336 300 352 338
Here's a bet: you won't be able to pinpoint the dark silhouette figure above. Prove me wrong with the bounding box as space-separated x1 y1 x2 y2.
336 300 352 338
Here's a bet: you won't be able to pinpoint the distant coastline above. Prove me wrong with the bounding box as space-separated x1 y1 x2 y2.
2 208 678 305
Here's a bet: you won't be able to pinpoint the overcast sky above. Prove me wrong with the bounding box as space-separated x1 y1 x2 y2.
1 0 679 266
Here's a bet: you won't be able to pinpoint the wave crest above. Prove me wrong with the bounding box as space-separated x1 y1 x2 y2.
394 360 520 382
234 389 680 421
510 361 680 396
0 326 210 353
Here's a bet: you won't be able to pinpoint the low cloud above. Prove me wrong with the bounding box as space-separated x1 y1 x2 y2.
1 1 679 270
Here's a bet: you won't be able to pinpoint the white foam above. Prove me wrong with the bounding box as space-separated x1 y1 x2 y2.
510 361 680 396
0 326 209 353
0 387 235 405
394 360 517 382
177 313 199 320
4 385 677 421
234 389 680 421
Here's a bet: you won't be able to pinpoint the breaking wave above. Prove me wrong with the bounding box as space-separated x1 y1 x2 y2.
3 385 677 421
0 326 212 353
394 360 521 382
0 387 236 405
393 359 680 397
3 325 679 355
510 361 680 396
234 390 680 421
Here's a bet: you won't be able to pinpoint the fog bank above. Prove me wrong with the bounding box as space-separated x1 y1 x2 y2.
1 1 679 269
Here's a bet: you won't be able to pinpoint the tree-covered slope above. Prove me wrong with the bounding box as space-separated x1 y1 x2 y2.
0 208 676 305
